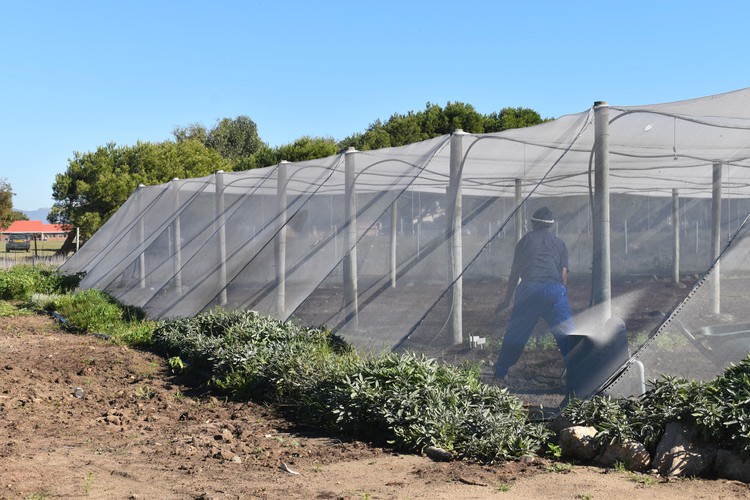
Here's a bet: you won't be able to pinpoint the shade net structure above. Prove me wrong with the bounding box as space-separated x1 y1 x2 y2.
61 88 750 408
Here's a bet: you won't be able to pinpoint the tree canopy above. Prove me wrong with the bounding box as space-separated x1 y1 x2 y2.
0 179 28 230
51 103 547 240
50 141 230 240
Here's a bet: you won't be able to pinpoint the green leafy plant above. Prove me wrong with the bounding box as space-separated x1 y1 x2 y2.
0 266 82 301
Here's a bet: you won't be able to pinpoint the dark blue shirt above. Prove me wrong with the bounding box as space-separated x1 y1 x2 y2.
511 228 568 284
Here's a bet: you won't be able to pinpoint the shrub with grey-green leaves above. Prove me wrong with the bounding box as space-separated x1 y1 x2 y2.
563 355 750 454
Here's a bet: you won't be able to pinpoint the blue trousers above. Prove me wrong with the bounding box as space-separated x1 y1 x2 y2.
494 282 575 378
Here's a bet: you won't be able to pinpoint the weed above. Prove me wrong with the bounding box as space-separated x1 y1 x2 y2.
546 442 562 459
628 472 656 486
135 384 155 399
494 482 512 492
83 471 95 495
173 390 185 401
168 356 185 373
613 460 626 473
25 492 50 500
545 462 573 474
575 494 593 500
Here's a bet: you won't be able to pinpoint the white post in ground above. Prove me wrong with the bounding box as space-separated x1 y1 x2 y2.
710 163 722 314
138 184 146 289
172 178 183 295
447 129 465 345
275 161 289 318
215 170 227 306
390 191 398 288
514 178 523 244
344 148 359 327
593 101 612 321
672 188 681 285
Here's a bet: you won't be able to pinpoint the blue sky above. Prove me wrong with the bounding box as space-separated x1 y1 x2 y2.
2 1 750 211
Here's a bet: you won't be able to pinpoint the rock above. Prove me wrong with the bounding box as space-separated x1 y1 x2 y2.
73 387 84 398
231 455 242 463
596 440 651 472
560 426 599 461
714 449 750 483
652 422 717 477
424 446 453 462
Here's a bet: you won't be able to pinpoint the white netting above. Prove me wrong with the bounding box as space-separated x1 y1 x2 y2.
60 88 750 407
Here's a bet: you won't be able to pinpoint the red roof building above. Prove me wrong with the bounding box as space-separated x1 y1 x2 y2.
1 220 70 238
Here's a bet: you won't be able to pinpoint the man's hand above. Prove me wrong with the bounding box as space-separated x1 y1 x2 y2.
494 298 511 318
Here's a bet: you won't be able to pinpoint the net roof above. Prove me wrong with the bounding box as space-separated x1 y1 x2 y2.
60 87 750 407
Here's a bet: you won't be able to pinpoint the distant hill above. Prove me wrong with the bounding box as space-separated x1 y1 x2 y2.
21 208 51 222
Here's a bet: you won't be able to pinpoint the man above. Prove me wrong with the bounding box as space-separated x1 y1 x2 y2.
493 207 575 381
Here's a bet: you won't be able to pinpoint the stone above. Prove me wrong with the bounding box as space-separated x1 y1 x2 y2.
560 426 599 461
652 422 717 477
596 440 651 472
714 449 750 483
424 446 453 462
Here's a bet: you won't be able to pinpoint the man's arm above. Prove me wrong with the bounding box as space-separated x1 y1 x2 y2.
495 268 519 313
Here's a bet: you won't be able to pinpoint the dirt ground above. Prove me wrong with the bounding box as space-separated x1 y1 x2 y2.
1 314 749 500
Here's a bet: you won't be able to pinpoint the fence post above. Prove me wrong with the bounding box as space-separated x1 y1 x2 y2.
710 163 722 314
447 129 465 345
344 148 359 327
514 178 523 244
672 188 681 285
215 170 227 306
172 178 182 295
137 184 146 289
275 161 289 317
593 101 612 321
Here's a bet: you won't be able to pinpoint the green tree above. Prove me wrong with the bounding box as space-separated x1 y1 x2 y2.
173 122 209 144
0 179 14 229
206 116 263 162
484 107 548 133
339 102 545 151
50 141 230 241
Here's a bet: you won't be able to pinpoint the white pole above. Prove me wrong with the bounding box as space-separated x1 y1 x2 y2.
390 191 398 288
448 129 465 345
215 170 227 306
593 101 611 321
172 178 183 295
276 161 289 317
138 184 146 289
672 188 681 285
514 178 523 244
710 163 722 314
344 148 359 326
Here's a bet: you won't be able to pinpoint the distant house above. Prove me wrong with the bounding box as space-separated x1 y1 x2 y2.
1 220 70 240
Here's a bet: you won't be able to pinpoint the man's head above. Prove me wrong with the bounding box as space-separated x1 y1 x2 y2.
531 207 555 230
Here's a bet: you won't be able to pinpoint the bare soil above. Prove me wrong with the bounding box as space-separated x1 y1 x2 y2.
1 314 749 499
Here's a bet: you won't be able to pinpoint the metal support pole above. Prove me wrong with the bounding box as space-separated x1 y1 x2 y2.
275 161 289 317
215 170 227 306
390 192 398 288
514 178 523 243
172 178 183 295
344 148 359 326
710 163 722 314
138 184 146 289
672 188 680 285
448 129 465 345
593 101 611 320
